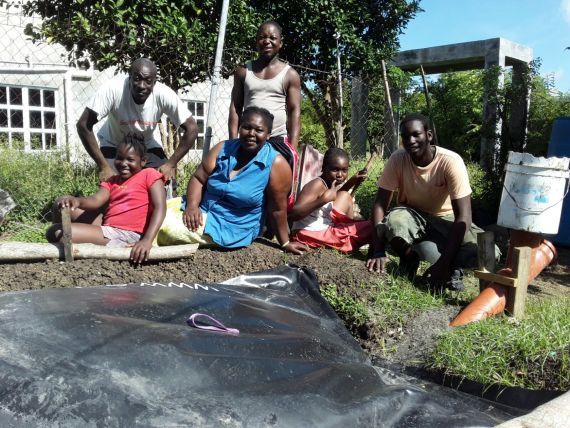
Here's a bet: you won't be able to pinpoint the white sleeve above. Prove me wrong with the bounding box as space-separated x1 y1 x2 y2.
156 83 192 128
86 79 120 121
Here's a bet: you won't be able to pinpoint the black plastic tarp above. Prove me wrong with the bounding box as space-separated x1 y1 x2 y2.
0 265 518 427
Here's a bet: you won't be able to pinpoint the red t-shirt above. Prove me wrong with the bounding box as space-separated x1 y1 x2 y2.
100 168 165 233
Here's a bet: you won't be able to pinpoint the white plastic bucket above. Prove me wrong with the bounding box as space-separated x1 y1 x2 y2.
497 151 570 234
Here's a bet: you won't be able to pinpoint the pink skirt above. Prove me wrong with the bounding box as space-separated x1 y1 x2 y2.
291 208 374 253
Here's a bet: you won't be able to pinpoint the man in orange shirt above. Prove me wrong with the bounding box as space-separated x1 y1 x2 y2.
366 113 491 290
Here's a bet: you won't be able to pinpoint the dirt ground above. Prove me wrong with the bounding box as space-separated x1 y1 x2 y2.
0 238 568 368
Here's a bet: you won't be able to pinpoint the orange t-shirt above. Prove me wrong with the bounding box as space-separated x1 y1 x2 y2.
377 147 471 217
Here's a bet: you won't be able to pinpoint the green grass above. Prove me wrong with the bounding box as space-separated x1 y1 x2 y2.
0 149 98 239
367 274 444 332
0 220 49 243
321 265 444 346
430 298 570 391
321 284 369 330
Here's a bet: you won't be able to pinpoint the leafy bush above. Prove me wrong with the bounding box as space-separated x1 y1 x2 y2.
0 149 98 237
351 157 384 219
466 161 501 224
300 121 328 153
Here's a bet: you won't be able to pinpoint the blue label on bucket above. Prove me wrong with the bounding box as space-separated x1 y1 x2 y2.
515 186 549 205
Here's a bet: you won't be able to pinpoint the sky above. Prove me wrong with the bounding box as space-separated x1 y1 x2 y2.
398 0 570 92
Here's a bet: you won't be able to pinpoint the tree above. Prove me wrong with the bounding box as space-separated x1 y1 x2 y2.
526 75 570 155
20 0 420 151
21 0 262 90
20 0 264 155
252 0 421 148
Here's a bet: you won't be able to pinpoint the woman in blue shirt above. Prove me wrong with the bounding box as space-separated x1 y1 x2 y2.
182 106 307 253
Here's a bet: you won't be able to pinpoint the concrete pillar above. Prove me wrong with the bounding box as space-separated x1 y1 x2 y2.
350 75 368 158
480 51 505 172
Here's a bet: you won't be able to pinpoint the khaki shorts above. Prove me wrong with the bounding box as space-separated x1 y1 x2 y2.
375 206 500 268
101 225 142 248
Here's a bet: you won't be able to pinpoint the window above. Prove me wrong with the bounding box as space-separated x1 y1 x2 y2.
0 85 59 151
186 100 205 150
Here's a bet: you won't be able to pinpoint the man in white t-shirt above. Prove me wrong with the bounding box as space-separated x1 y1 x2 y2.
77 58 198 182
366 113 497 291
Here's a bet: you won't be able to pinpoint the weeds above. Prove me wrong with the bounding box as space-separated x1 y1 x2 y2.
368 275 443 332
0 149 98 239
321 284 369 331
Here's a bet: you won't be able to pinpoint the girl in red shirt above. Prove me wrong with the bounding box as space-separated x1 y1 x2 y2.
48 137 166 263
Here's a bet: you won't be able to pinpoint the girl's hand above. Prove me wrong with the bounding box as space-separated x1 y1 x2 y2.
322 179 344 202
183 206 203 232
355 168 368 182
130 239 153 264
57 196 80 210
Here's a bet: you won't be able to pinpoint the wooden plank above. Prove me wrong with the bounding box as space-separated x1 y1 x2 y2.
0 242 64 260
477 231 496 292
507 246 532 318
60 207 74 262
473 270 517 287
73 243 199 260
0 242 199 261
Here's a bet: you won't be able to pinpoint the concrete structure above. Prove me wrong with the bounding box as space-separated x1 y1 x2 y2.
391 38 533 170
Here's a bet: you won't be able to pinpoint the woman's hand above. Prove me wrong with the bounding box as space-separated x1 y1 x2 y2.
183 206 203 232
283 241 308 255
130 238 153 264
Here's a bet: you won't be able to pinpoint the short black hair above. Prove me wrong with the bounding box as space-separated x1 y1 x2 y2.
399 113 431 133
118 134 147 159
323 147 349 168
130 58 157 77
241 106 274 133
258 21 283 37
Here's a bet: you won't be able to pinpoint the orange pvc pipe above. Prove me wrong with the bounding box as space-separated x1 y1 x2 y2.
450 232 556 327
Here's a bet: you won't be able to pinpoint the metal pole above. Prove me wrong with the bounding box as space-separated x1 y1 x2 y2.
334 32 343 121
202 0 230 158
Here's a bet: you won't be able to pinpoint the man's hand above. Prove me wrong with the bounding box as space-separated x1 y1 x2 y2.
99 166 115 182
158 162 176 182
182 206 203 232
366 255 389 273
283 241 308 255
